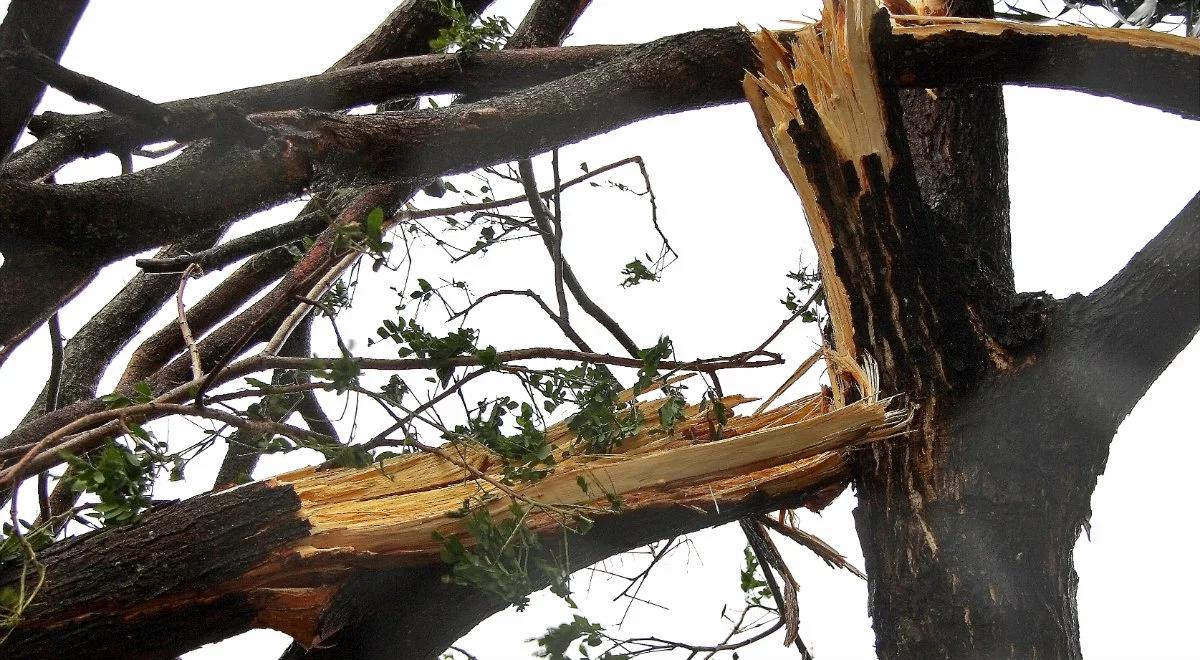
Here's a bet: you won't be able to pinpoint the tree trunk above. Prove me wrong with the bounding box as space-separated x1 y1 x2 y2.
745 2 1200 658
2 2 1197 657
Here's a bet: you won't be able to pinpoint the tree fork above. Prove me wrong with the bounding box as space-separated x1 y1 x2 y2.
746 1 1198 658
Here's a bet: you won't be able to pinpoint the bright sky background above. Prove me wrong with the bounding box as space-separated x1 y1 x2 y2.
1 1 1197 658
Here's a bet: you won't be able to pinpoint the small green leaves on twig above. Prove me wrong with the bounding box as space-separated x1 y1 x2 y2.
431 0 513 53
619 257 658 288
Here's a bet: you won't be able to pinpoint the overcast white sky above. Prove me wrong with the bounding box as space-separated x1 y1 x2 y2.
1 1 1197 658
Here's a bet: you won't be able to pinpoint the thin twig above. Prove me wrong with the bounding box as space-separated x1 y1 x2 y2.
176 263 204 382
0 402 331 488
738 285 824 362
450 289 593 353
259 347 783 376
136 156 650 273
38 314 65 523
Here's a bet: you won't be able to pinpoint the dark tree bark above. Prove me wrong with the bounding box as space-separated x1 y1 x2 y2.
0 0 88 165
0 2 1196 659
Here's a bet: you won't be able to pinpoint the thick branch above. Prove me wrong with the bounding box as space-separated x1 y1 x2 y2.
1062 190 1200 426
0 0 88 164
882 16 1200 120
0 27 755 260
15 44 626 165
0 45 173 130
0 395 897 659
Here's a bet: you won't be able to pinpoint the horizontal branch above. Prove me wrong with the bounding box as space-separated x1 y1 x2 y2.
262 346 784 376
0 28 752 260
3 17 1193 370
880 15 1200 120
7 18 1192 261
11 44 627 171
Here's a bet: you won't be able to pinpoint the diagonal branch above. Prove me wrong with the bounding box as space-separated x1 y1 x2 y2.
0 45 173 130
0 0 88 164
1061 190 1200 425
0 27 757 261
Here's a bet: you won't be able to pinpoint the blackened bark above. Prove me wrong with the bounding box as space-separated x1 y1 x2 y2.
884 191 1199 658
884 23 1200 120
845 5 1198 660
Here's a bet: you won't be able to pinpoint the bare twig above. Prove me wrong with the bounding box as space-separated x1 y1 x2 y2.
451 289 594 353
136 155 651 273
176 263 204 382
358 368 488 452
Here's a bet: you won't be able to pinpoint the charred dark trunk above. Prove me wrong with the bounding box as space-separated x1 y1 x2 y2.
848 3 1200 658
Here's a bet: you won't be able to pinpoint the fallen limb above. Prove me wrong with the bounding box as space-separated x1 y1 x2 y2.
0 391 905 659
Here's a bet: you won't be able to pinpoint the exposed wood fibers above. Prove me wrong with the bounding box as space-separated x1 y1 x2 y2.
743 0 894 404
273 385 905 563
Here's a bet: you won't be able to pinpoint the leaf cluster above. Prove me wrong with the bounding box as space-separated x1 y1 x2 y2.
434 503 566 611
60 440 159 526
534 615 629 660
430 0 512 53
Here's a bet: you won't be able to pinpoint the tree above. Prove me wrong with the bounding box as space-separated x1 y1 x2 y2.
0 0 1195 658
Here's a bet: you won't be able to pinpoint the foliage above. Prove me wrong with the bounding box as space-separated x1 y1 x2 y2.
99 379 154 409
534 615 629 660
739 546 772 607
619 257 658 288
374 317 487 384
433 503 571 611
560 365 642 455
0 522 52 565
431 0 512 53
60 439 160 526
781 265 822 322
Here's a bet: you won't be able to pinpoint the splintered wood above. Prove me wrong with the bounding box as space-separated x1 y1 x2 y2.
742 0 898 404
273 386 905 562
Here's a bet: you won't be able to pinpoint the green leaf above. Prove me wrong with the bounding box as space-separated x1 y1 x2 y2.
619 257 658 288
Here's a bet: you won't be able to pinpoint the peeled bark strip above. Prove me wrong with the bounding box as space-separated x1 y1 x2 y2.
0 391 904 659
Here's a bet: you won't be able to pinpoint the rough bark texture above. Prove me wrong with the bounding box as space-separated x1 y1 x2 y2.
846 7 1199 660
1 2 1197 657
0 391 882 659
0 482 310 660
886 20 1200 120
